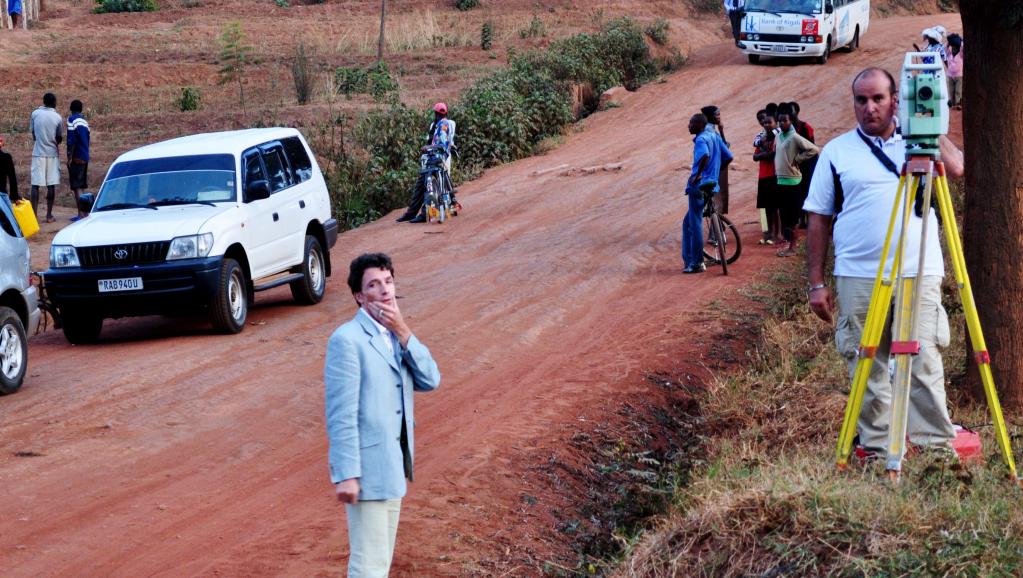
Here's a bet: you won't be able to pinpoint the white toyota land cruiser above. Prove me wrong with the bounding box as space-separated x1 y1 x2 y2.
45 128 339 343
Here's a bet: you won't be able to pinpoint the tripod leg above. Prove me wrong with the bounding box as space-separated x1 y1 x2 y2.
934 172 1020 482
837 173 910 467
887 169 935 475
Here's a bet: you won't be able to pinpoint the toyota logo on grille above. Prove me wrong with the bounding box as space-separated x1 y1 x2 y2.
114 249 129 260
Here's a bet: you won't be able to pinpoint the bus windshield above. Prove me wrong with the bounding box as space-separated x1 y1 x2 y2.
745 0 823 15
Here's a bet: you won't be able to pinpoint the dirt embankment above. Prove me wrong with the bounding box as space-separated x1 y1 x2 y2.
0 11 963 577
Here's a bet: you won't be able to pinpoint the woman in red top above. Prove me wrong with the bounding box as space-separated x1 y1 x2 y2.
753 111 781 244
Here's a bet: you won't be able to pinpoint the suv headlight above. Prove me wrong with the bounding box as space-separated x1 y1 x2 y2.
50 245 81 268
167 233 214 260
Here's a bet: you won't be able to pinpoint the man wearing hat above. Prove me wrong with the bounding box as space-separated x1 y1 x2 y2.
918 28 947 66
397 102 457 224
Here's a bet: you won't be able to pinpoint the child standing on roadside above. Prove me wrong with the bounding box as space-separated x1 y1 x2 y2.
773 111 818 257
753 111 780 245
947 33 964 109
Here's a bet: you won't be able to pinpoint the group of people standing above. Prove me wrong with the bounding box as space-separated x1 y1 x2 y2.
916 25 965 109
753 102 819 257
0 92 91 223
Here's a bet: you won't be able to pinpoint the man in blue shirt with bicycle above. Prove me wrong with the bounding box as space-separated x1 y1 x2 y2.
683 113 732 274
398 102 457 224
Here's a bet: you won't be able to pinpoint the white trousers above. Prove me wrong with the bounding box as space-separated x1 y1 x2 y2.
345 499 402 578
834 276 956 450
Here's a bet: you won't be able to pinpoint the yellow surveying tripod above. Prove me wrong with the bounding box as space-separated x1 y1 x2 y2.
835 54 1019 483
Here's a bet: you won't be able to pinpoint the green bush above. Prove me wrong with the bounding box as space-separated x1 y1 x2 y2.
454 0 478 10
175 86 201 111
481 20 493 50
318 17 670 231
333 62 398 102
645 18 670 46
335 66 369 98
526 17 658 93
367 61 399 102
93 0 157 12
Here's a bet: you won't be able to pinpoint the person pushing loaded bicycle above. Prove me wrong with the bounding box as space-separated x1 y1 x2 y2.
397 102 459 223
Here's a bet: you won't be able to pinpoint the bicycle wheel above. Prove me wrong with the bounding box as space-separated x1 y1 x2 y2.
711 213 728 275
433 174 446 223
703 214 742 265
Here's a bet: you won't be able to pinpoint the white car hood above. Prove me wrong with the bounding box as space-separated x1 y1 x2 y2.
53 204 235 247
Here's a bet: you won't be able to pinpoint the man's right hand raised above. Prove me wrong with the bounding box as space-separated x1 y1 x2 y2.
335 478 360 504
809 286 835 324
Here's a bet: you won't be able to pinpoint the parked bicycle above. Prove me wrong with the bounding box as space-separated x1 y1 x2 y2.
418 144 460 223
701 191 741 275
30 271 61 334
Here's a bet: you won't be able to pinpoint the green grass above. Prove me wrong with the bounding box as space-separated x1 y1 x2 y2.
620 230 1023 577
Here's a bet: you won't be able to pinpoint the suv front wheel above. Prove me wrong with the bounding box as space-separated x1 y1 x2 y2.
291 235 326 305
210 258 248 334
0 306 27 394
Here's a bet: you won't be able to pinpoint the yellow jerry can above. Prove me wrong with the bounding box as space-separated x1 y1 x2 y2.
12 199 39 238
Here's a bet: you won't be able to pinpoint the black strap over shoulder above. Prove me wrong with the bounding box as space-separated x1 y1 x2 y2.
831 162 845 216
855 129 900 178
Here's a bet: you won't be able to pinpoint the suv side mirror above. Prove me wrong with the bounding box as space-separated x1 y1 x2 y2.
825 1 834 14
78 192 95 214
246 180 271 202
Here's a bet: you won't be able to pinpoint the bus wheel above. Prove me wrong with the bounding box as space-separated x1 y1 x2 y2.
816 38 831 65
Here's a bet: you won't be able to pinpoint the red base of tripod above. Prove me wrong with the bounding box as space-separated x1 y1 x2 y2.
854 425 982 464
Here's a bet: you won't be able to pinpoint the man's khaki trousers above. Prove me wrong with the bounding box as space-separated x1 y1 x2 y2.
835 276 956 451
345 499 402 578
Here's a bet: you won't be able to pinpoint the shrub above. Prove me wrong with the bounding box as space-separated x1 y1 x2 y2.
645 17 670 46
175 86 201 111
291 43 315 105
316 16 671 231
93 0 157 12
335 66 369 98
454 0 478 10
218 22 252 110
519 14 546 39
353 103 426 178
481 20 493 50
367 61 399 103
690 0 721 13
526 17 658 94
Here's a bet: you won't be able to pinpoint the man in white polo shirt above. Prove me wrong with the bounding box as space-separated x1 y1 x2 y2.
804 67 964 455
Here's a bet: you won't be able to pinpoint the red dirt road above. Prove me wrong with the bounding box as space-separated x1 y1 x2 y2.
0 14 962 577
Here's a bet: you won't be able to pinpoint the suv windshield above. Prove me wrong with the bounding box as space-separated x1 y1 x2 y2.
94 154 237 211
745 0 823 14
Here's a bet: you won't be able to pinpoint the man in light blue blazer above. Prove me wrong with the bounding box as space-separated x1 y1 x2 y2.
324 253 441 577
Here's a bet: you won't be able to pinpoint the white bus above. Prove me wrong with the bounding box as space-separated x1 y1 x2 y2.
739 0 870 65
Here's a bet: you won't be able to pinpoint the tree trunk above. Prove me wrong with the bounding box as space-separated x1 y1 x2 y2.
377 0 387 62
959 1 1023 409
